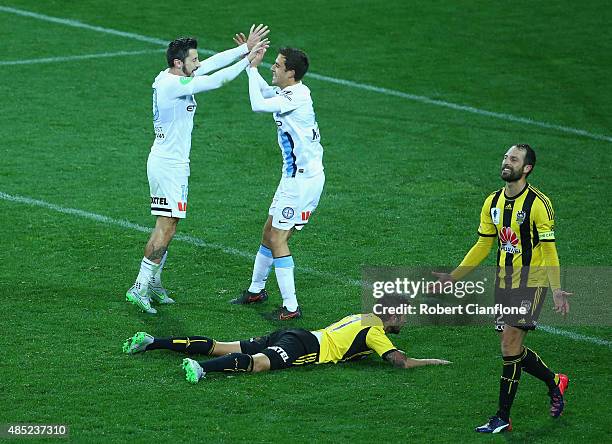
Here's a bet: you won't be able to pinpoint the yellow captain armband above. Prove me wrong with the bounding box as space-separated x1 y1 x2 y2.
539 230 555 241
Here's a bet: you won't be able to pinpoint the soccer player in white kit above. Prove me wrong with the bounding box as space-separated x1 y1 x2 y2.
231 47 324 320
126 28 269 314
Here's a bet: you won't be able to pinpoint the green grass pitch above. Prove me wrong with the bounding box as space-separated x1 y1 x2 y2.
1 1 610 442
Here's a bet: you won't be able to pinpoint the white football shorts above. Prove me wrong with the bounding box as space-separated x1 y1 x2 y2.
147 155 189 219
269 172 325 230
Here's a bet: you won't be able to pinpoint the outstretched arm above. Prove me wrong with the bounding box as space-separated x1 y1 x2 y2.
431 235 495 287
246 47 296 112
176 57 250 96
451 235 495 280
196 44 248 76
169 40 268 98
384 350 452 369
196 24 270 75
251 68 277 98
247 67 288 112
541 241 573 315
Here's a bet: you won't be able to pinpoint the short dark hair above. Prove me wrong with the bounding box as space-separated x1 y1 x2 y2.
514 144 537 176
374 294 409 323
279 47 309 81
166 37 198 68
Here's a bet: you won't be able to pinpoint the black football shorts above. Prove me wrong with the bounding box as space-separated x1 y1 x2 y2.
494 286 548 331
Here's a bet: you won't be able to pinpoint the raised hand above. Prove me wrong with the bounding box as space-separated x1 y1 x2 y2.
245 24 270 51
247 39 269 66
428 271 454 294
233 32 247 46
553 288 573 316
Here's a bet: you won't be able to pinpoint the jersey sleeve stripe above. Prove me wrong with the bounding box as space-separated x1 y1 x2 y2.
478 231 497 237
530 186 554 220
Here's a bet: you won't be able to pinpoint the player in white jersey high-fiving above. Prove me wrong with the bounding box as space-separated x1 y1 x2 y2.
126 27 269 314
230 46 325 320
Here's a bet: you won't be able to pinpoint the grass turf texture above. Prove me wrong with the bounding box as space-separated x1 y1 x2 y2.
1 0 611 442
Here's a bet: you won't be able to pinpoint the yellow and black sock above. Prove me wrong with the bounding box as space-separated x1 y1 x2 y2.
148 336 215 355
521 347 557 391
496 351 525 422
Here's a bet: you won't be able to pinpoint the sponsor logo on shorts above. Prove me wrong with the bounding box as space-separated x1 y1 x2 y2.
268 346 289 362
178 201 187 211
301 211 311 221
186 105 196 112
151 196 169 206
282 207 295 219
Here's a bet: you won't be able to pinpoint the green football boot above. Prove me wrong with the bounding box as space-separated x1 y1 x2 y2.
182 358 205 384
122 332 154 354
126 285 157 314
148 285 175 304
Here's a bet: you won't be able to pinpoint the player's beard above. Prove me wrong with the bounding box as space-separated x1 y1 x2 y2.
500 165 523 182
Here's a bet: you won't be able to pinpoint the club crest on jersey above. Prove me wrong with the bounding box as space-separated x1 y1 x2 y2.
491 208 501 225
499 227 521 254
282 207 295 219
516 210 526 225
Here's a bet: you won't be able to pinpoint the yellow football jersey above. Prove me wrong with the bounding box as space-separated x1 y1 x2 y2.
315 314 397 364
478 184 555 288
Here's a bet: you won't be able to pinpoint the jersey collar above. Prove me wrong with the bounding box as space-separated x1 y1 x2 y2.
504 182 529 201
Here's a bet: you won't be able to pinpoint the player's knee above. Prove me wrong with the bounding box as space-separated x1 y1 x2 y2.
251 354 271 373
268 228 289 247
500 329 524 355
262 230 273 246
157 217 178 239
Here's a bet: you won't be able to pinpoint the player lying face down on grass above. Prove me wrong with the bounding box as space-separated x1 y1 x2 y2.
123 295 451 383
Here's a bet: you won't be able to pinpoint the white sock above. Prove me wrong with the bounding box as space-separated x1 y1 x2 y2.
248 245 273 293
134 257 159 294
273 256 298 311
150 251 168 288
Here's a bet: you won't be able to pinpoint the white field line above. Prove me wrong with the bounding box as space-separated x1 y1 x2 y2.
0 49 163 66
1 191 610 348
0 191 361 287
539 325 611 347
1 5 611 143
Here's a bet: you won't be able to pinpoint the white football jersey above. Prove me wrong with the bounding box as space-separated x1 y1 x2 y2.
272 83 324 178
149 50 249 172
150 70 198 170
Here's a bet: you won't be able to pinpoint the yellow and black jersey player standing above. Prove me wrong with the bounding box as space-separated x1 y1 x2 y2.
434 144 573 434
